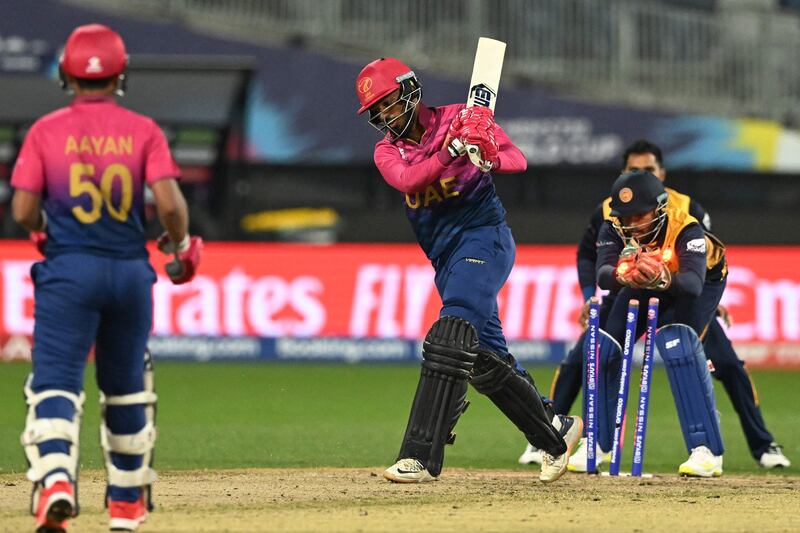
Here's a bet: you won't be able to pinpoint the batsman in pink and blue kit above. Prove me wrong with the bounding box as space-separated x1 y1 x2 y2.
11 24 201 533
355 57 582 484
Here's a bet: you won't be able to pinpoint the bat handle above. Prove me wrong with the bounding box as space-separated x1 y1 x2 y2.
465 143 492 172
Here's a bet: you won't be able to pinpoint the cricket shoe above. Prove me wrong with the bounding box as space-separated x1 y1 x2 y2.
679 445 723 477
34 477 75 533
383 458 436 483
540 415 583 483
518 444 543 465
109 494 148 531
759 443 790 469
567 437 611 472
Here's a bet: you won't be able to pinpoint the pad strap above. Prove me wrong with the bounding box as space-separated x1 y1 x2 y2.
107 464 158 488
102 421 157 455
21 418 81 445
100 391 157 406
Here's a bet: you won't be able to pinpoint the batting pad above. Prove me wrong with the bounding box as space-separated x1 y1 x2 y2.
657 324 724 456
397 316 477 477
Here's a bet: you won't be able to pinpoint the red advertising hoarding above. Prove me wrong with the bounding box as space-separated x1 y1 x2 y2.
1 241 798 366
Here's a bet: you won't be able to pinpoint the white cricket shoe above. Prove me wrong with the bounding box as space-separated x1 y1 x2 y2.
566 437 611 472
679 445 723 477
760 443 790 469
518 444 543 465
383 458 436 483
540 415 583 483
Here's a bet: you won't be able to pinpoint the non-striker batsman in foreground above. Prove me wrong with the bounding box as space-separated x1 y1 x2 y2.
11 24 202 532
355 57 582 484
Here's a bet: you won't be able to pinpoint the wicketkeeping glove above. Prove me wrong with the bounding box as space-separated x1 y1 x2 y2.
157 232 203 285
630 249 672 290
615 240 641 287
615 255 639 287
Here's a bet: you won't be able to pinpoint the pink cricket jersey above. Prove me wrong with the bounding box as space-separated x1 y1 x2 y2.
373 104 527 260
11 95 180 258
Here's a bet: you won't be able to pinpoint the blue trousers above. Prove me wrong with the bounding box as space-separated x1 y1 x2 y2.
30 253 155 501
433 224 514 358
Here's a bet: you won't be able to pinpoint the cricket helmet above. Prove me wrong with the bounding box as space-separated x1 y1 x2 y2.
60 24 128 80
609 170 669 244
356 58 422 141
355 57 419 114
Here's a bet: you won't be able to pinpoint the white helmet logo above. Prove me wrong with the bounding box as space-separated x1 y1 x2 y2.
86 56 103 74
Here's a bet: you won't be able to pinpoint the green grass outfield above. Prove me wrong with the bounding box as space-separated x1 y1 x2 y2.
1 362 797 475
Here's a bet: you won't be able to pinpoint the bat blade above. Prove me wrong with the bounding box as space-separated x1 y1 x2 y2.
464 37 506 171
466 37 506 111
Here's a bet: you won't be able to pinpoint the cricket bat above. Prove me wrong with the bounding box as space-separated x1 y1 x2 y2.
465 37 506 171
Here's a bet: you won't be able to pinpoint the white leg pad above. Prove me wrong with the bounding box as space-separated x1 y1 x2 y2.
99 356 158 492
20 374 84 483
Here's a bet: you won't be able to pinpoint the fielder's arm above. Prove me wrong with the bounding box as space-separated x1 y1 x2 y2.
665 225 707 297
595 222 626 291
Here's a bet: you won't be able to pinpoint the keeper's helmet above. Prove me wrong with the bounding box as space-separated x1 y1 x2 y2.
59 24 128 94
355 57 421 141
609 170 669 245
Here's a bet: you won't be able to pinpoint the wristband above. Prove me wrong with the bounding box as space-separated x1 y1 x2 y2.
175 234 190 253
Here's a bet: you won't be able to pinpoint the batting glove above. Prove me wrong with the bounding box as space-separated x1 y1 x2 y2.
30 231 47 256
158 232 203 285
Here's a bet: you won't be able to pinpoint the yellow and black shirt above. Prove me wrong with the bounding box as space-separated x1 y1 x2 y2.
595 194 727 297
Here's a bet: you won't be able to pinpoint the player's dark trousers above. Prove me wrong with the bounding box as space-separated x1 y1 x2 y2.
433 224 517 366
30 253 156 500
704 318 774 458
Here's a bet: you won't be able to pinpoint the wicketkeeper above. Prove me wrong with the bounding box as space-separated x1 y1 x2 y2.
593 170 726 477
523 140 789 472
